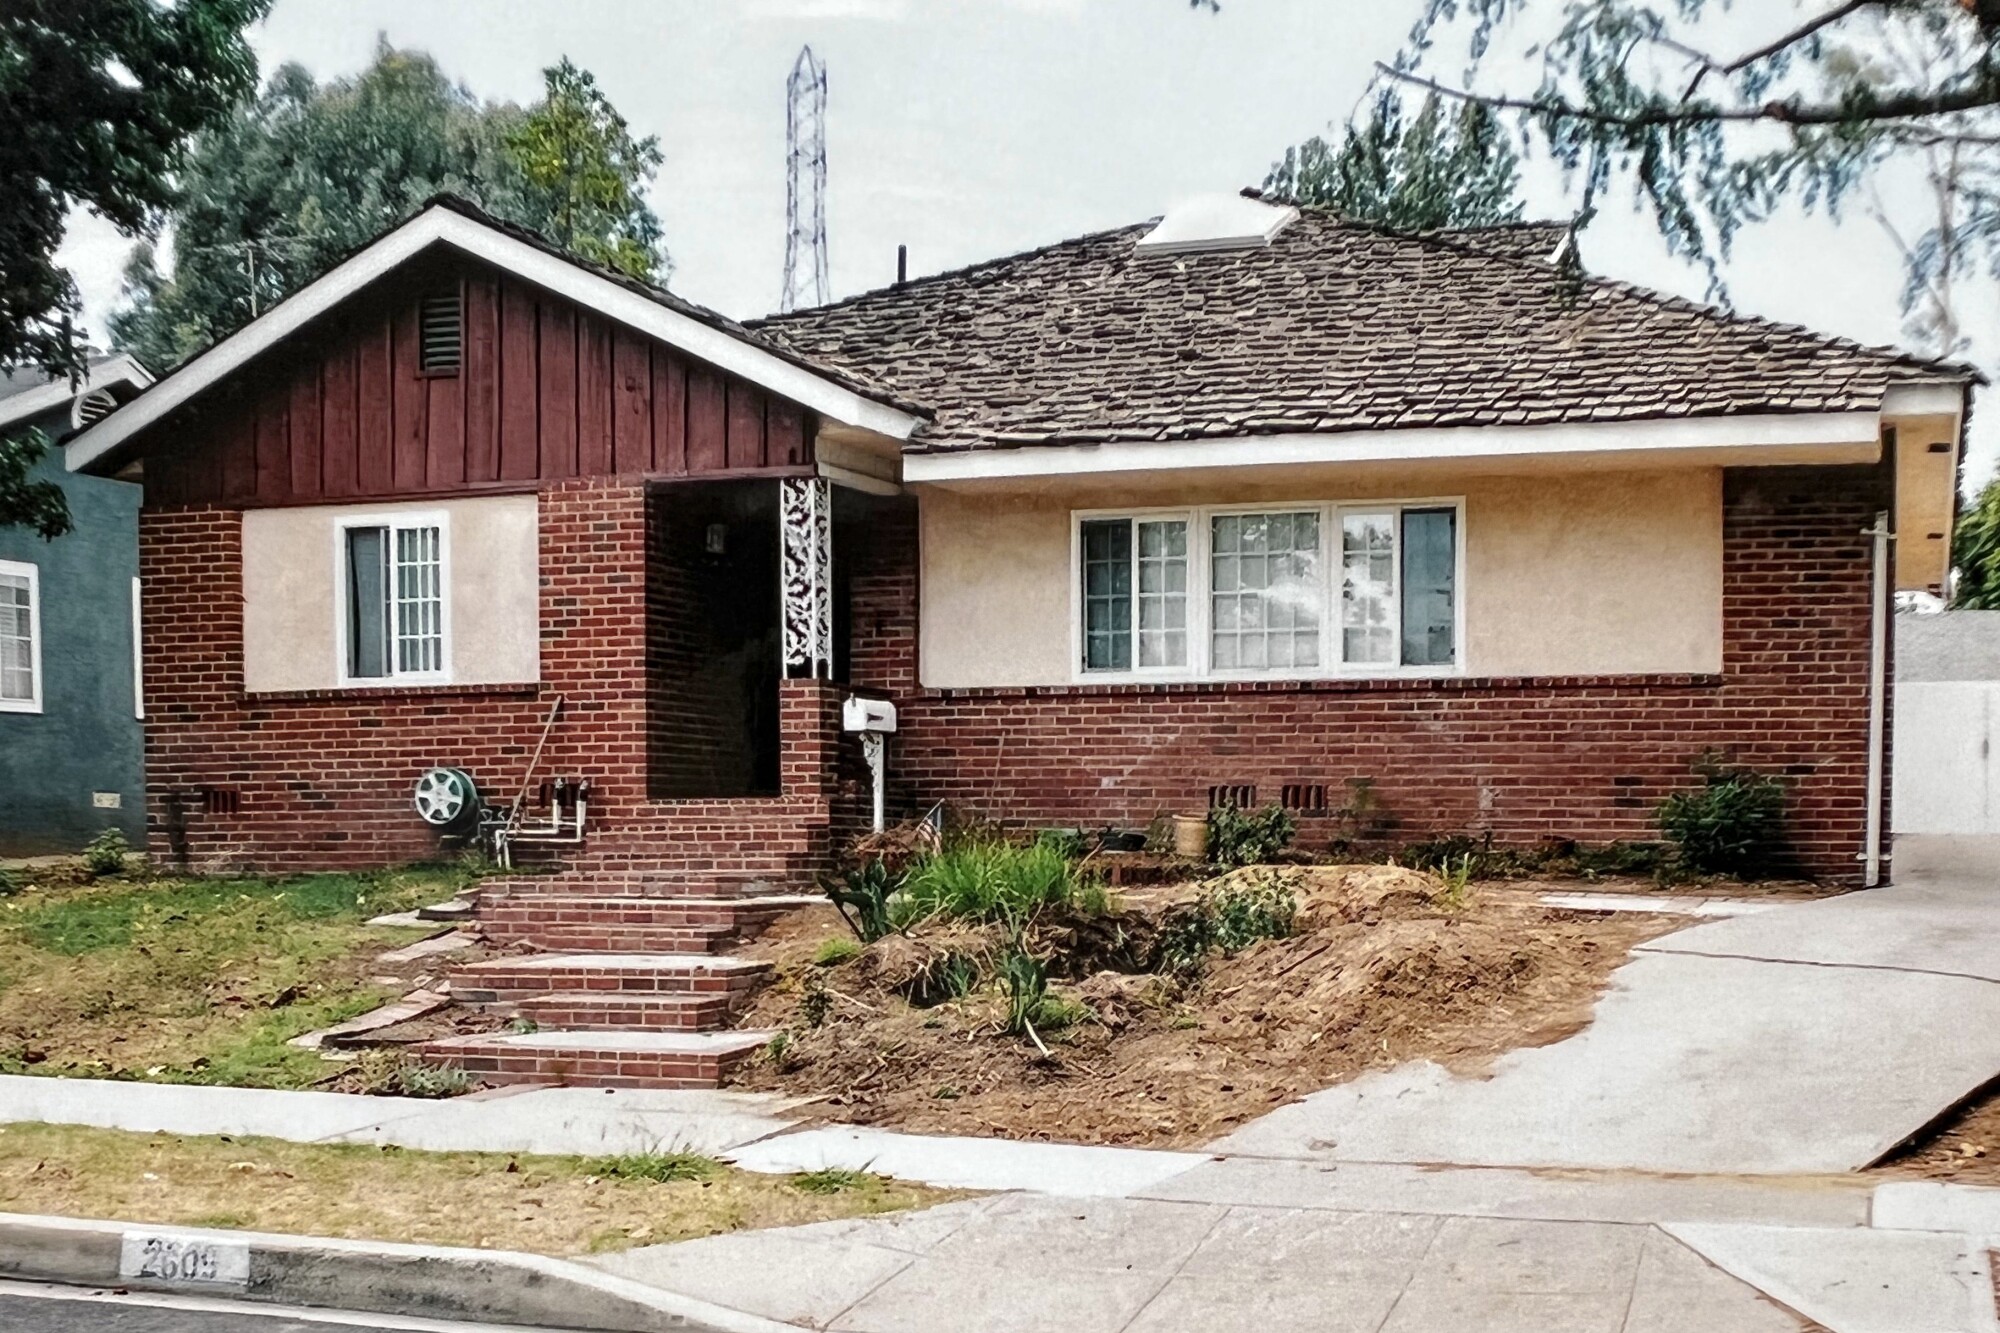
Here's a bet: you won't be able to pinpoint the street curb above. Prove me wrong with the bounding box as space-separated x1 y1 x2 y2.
0 1212 798 1332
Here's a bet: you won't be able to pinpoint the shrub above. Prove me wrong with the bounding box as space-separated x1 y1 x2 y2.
1205 803 1296 868
1657 760 1785 877
898 839 1101 927
1157 871 1299 977
824 858 900 942
811 936 861 967
80 828 131 880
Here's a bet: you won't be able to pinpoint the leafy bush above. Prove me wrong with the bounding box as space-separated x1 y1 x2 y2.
898 839 1103 927
811 936 861 967
80 828 131 880
1157 871 1299 977
1205 803 1296 868
824 858 900 942
1657 760 1785 876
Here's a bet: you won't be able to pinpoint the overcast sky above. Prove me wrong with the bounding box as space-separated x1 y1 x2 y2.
54 0 2000 484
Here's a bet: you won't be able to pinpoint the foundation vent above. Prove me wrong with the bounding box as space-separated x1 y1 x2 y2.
1281 783 1328 814
1207 784 1257 810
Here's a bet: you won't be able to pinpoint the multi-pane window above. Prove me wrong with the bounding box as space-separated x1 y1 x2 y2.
344 519 446 682
0 560 39 712
1080 517 1189 672
1077 503 1457 679
1212 511 1320 671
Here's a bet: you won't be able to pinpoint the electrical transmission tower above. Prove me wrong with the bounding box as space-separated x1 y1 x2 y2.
781 45 830 313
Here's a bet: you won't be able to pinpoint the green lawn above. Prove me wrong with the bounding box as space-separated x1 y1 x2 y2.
0 864 480 1088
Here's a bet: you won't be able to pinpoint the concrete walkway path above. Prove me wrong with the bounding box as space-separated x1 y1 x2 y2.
1214 836 2000 1174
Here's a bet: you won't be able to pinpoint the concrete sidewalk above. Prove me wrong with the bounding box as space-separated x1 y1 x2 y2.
1215 837 2000 1174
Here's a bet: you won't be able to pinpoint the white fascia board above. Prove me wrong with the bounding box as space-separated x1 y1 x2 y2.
66 207 920 475
0 355 154 438
901 411 1884 484
1881 383 1968 417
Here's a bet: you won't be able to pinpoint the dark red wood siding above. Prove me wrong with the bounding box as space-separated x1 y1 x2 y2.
142 261 817 506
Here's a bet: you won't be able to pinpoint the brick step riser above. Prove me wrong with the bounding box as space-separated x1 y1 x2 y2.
418 1050 757 1090
478 901 799 931
453 971 766 1004
475 878 814 902
480 928 733 954
513 999 735 1032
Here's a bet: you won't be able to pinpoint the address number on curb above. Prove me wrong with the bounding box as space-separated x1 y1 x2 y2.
119 1232 251 1289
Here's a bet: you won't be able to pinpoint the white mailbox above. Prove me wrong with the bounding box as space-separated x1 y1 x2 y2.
842 696 897 734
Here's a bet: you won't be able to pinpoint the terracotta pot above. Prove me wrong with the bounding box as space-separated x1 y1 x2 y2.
1171 813 1209 861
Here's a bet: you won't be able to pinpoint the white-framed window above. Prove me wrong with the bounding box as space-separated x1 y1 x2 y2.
0 558 42 713
335 512 451 686
131 575 143 719
1073 499 1462 683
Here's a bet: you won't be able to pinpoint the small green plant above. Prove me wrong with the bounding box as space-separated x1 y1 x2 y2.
764 1030 795 1070
0 867 19 898
1205 803 1296 868
824 858 900 942
790 1168 878 1195
998 949 1050 1041
585 1151 718 1182
506 1016 540 1035
1033 827 1087 860
1157 871 1299 978
898 838 1101 927
346 1052 474 1099
1434 854 1474 912
1657 756 1785 877
798 969 832 1028
811 936 861 967
79 828 131 880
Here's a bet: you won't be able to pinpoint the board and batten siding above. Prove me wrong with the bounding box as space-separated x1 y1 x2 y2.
141 262 813 507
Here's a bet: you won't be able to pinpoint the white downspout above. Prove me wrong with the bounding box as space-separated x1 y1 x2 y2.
1864 511 1892 887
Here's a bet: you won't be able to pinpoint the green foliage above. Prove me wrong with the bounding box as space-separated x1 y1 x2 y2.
0 429 71 541
898 839 1102 927
0 0 267 388
1956 477 2000 608
113 42 669 372
80 828 132 880
1157 871 1299 977
507 58 667 280
998 949 1059 1039
14 870 424 956
343 1052 473 1099
789 1168 879 1195
1267 90 1524 230
797 969 832 1028
824 858 900 942
811 936 861 967
1205 803 1296 868
1434 854 1475 912
0 868 19 899
1656 758 1786 877
584 1152 717 1183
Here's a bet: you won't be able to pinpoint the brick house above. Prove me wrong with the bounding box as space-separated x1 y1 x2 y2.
67 192 1972 892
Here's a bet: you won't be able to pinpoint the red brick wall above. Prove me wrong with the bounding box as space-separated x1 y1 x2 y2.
846 467 1888 883
142 477 843 878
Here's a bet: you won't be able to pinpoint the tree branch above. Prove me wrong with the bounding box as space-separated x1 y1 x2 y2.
1377 61 2000 131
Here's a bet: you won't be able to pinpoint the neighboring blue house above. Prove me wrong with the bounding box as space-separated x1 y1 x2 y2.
0 354 153 855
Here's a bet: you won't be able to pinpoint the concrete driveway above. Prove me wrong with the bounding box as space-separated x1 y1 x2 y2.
1214 836 2000 1175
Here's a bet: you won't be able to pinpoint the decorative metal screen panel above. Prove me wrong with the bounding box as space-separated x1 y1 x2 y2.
780 476 833 678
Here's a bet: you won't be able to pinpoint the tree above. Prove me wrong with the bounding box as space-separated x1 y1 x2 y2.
1265 90 1524 230
1954 477 2000 607
506 59 667 280
113 43 669 373
0 0 268 538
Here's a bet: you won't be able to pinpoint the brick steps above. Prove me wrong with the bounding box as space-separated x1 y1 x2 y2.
476 893 819 954
514 990 736 1032
475 871 814 901
450 952 770 1003
417 1029 774 1090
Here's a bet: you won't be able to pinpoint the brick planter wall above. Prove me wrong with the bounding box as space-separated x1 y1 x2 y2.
846 466 1889 883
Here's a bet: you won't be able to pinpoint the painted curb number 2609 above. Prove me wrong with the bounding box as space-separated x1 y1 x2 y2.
118 1232 251 1289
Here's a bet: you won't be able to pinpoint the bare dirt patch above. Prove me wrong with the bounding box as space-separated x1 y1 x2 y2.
0 1122 950 1255
728 866 1683 1147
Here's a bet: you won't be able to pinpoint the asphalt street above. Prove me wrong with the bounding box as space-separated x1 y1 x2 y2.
0 1283 568 1333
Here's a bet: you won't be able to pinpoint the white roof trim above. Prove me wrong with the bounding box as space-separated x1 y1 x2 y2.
66 206 921 474
902 411 1886 483
0 354 153 437
1881 383 1967 417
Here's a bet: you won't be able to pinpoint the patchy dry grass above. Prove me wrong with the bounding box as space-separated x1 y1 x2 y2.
0 1122 948 1254
0 865 479 1088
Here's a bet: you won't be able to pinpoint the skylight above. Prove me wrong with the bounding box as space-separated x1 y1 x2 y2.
1135 193 1299 256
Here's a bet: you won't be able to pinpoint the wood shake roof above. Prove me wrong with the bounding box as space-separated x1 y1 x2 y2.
754 208 1968 454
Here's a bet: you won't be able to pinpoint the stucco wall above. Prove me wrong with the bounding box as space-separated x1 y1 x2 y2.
242 494 540 693
917 467 1723 687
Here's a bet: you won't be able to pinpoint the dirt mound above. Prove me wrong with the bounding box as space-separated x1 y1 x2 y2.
727 873 1677 1147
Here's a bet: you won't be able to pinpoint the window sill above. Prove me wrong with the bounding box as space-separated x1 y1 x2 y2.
0 700 45 715
922 672 1723 701
242 682 543 704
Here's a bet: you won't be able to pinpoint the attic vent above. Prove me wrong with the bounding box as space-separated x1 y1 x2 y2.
419 289 463 374
1136 193 1298 256
70 387 118 431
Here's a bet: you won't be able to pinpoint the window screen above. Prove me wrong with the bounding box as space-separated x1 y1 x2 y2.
1400 508 1456 667
346 526 390 678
